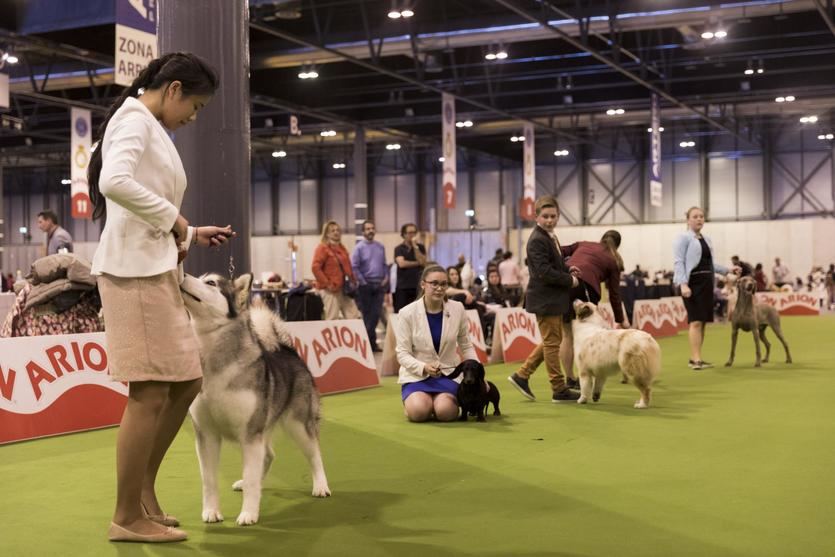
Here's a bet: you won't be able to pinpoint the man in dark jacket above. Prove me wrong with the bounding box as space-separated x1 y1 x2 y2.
508 195 580 403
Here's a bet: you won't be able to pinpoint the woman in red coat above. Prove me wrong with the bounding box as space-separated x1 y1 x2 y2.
311 220 361 320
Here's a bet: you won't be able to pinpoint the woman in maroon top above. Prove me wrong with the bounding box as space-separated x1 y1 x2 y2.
511 230 626 391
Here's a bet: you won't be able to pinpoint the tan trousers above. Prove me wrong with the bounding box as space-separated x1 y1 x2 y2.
515 315 566 393
319 289 361 320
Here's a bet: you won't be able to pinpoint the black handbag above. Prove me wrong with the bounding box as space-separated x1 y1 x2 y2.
329 245 358 298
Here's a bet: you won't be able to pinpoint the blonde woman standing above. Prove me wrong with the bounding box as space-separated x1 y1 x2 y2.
311 220 361 320
673 207 731 370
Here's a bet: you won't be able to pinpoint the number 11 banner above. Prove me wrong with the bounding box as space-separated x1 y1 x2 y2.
70 107 93 219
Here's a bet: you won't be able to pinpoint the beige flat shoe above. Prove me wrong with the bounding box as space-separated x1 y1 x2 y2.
108 522 187 543
141 502 180 527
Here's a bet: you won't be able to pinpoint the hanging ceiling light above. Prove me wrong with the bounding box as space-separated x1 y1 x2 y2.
386 143 402 150
332 162 346 169
320 129 337 137
647 127 665 133
606 108 625 116
510 135 525 142
298 62 318 79
388 1 414 19
455 120 473 128
272 150 287 158
553 149 570 157
679 140 696 148
799 116 818 124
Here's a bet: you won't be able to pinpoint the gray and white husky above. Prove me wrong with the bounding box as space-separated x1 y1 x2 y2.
180 273 331 526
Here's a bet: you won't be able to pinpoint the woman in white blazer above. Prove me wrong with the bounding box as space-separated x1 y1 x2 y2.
88 53 234 543
394 264 478 422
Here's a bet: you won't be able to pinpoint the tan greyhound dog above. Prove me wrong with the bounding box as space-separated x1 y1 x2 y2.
725 276 792 367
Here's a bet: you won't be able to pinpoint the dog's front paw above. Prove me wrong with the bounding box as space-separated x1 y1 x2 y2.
312 482 332 498
236 511 259 526
724 361 733 367
202 509 224 523
592 393 601 402
577 396 588 404
232 479 243 491
786 358 792 364
754 361 762 368
633 400 648 409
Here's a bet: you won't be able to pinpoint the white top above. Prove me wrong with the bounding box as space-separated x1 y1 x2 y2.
92 97 193 277
394 298 477 384
498 258 522 286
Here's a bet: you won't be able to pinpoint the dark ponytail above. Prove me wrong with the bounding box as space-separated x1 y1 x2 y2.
87 52 219 220
600 230 624 271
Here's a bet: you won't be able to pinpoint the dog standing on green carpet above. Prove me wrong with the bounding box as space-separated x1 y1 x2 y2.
725 276 792 368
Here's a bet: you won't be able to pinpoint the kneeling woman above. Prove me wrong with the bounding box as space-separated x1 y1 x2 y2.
394 264 478 422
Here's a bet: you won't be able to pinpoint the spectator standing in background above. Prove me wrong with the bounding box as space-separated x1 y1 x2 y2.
772 258 791 288
37 210 74 255
731 255 753 277
393 223 427 313
351 220 388 351
312 220 361 320
753 263 768 292
498 251 522 306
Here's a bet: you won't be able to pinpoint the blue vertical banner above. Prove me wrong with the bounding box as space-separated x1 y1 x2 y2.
115 0 157 87
649 93 662 207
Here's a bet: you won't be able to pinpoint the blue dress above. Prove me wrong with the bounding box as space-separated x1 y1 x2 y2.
401 310 459 401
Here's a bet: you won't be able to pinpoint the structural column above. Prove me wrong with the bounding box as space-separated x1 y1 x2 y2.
158 0 251 274
352 127 368 236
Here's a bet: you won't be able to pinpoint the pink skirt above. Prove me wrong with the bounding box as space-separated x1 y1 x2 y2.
97 271 202 382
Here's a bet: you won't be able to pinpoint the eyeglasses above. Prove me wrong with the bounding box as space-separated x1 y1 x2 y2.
424 281 448 289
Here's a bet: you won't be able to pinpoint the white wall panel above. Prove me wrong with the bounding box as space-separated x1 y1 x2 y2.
801 151 833 213
473 170 500 229
708 157 736 219
374 174 396 232
773 153 804 215
299 179 318 233
277 179 299 233
251 180 272 235
738 156 765 218
673 158 700 220
394 173 418 230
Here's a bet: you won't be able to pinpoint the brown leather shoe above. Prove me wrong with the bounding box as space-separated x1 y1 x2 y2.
141 502 180 527
107 522 188 543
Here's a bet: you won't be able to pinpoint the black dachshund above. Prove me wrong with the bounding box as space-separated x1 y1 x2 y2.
449 359 501 422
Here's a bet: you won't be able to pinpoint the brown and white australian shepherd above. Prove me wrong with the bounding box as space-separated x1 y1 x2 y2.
571 301 661 409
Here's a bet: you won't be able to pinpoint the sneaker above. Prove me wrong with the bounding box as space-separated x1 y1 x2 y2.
507 373 536 401
688 360 697 369
551 389 581 403
566 377 580 390
698 360 714 369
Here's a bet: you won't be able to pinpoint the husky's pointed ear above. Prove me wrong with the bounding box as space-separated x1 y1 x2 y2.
233 273 253 311
577 304 594 319
448 362 464 379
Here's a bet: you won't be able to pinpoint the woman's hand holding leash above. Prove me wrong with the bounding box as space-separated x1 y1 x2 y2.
195 225 235 248
424 362 442 378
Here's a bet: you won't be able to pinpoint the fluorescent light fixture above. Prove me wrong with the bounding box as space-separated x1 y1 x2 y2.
438 157 445 162
272 150 286 158
714 30 727 38
401 9 414 17
553 149 569 156
679 141 696 148
2 52 18 64
647 127 665 133
388 10 401 18
495 51 508 60
510 135 525 142
785 95 795 102
744 68 754 75
756 68 764 74
320 130 337 136
61 178 72 185
799 116 818 124
484 53 497 60
386 143 401 150
701 31 714 39
456 120 473 128
332 163 346 169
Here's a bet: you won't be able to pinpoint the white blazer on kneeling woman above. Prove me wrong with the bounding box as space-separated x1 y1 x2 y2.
394 297 477 384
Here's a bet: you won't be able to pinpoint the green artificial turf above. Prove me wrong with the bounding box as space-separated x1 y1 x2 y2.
2 315 834 557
